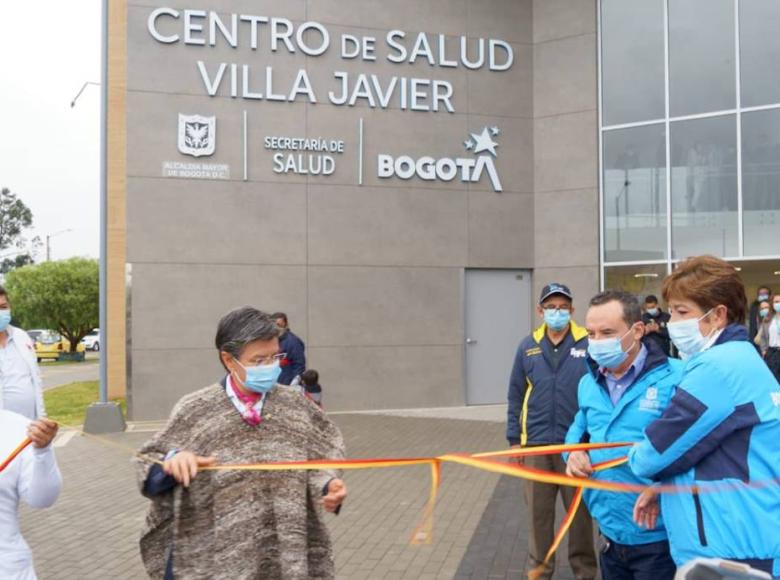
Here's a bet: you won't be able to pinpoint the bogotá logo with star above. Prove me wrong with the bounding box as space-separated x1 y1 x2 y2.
377 125 503 192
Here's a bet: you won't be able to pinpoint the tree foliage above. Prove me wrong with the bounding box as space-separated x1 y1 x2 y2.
0 187 34 251
5 258 99 352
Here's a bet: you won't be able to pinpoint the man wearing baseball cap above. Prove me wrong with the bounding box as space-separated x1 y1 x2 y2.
506 283 597 579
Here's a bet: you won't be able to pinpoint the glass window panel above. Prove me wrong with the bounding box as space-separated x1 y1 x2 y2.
669 0 736 117
670 115 738 259
742 109 780 256
605 264 668 301
603 124 668 262
601 0 665 126
741 0 780 107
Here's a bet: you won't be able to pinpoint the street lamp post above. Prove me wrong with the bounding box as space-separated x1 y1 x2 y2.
45 229 73 261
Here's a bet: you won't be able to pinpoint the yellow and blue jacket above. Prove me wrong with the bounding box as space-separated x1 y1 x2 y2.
506 321 589 446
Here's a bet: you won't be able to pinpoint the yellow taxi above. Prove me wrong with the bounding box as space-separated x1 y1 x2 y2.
31 330 86 362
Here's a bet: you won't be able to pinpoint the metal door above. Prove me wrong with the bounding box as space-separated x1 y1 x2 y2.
465 269 532 405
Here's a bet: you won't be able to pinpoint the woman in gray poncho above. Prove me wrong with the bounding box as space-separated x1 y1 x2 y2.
136 307 347 579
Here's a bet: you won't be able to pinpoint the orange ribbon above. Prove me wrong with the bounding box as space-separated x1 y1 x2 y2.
0 437 32 473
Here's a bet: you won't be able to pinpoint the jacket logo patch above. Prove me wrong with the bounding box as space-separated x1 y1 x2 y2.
771 391 780 407
570 348 587 358
639 387 661 411
525 347 542 356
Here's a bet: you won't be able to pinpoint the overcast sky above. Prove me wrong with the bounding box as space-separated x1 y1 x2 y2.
0 1 100 262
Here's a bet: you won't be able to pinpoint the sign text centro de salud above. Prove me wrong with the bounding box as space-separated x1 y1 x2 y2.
153 8 511 192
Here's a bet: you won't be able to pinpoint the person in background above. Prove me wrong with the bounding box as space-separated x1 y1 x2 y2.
507 283 597 580
748 285 772 342
566 290 681 579
641 295 672 356
629 256 780 574
0 285 45 420
272 312 306 385
0 410 61 580
301 369 323 407
753 298 772 357
759 294 780 383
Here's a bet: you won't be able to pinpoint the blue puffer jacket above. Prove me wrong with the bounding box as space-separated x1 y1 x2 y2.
564 339 683 546
507 322 589 446
629 324 780 575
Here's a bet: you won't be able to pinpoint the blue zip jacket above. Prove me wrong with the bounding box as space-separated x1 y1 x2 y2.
507 322 589 446
629 324 780 575
278 330 306 385
565 339 683 546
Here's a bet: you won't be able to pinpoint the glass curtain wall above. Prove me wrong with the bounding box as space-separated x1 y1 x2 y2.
600 0 780 292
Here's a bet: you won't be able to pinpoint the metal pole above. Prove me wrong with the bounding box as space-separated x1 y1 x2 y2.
99 0 108 403
46 235 50 262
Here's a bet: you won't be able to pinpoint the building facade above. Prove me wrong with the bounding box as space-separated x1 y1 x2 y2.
108 0 778 420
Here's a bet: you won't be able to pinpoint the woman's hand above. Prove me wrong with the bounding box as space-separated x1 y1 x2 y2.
323 478 347 512
163 451 216 488
566 451 593 478
28 418 59 448
633 487 660 530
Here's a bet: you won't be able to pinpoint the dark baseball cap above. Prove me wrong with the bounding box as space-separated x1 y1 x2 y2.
539 283 573 304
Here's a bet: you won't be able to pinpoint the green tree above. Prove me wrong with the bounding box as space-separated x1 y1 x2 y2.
5 258 99 352
0 187 38 273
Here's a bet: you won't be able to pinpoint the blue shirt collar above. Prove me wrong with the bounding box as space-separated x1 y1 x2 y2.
602 343 648 405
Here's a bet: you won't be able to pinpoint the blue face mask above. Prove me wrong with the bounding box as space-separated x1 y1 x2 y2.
0 310 11 331
646 307 659 317
587 327 635 369
759 294 770 302
774 303 780 314
235 359 282 394
543 308 571 331
668 309 714 359
760 308 770 318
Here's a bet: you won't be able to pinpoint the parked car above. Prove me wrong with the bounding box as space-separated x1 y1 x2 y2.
81 329 100 351
34 330 86 362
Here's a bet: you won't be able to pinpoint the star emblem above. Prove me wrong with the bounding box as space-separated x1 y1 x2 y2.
470 127 499 157
464 139 474 150
490 126 500 137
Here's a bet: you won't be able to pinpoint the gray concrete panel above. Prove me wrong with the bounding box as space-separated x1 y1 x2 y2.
533 0 596 44
308 184 467 267
466 0 532 44
305 0 469 38
307 345 465 410
467 192 534 268
534 33 597 119
534 189 599 268
532 265 600 322
128 1 306 22
130 348 224 420
307 266 462 347
126 177 307 265
467 42 533 119
130 262 307 350
534 110 598 193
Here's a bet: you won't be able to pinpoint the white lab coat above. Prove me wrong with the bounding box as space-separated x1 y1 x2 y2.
0 410 61 580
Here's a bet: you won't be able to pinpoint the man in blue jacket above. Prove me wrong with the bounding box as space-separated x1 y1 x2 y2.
272 312 306 385
507 283 597 579
565 290 681 579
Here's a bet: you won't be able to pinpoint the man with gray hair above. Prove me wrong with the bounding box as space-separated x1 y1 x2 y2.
137 306 346 579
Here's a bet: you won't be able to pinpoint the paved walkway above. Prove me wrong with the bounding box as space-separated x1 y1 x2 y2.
40 353 100 390
19 409 582 579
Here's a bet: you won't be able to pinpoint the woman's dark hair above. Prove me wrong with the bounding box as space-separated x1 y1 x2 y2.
215 307 280 368
663 255 746 324
301 369 319 386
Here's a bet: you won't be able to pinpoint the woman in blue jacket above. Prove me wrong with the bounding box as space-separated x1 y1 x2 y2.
629 256 780 576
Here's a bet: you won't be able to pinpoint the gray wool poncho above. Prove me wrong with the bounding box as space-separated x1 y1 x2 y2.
136 383 345 579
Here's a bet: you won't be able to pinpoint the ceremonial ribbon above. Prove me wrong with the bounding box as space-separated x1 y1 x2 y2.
0 437 32 473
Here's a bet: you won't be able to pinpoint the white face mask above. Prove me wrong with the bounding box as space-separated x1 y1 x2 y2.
667 309 718 359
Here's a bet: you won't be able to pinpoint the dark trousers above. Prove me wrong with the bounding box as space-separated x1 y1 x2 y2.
523 453 597 579
766 348 780 383
599 537 676 580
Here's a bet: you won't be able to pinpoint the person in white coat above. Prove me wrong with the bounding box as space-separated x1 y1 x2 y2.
0 286 45 419
0 410 61 580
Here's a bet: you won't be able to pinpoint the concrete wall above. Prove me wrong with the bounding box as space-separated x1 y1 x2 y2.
124 0 544 419
532 0 599 318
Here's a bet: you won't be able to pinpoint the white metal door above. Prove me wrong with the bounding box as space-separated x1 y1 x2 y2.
465 269 532 405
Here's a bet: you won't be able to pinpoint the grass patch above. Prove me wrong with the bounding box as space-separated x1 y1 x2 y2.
38 358 99 367
44 380 126 426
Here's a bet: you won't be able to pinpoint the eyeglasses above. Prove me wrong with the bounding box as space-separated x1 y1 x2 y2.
243 353 287 366
542 305 571 312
